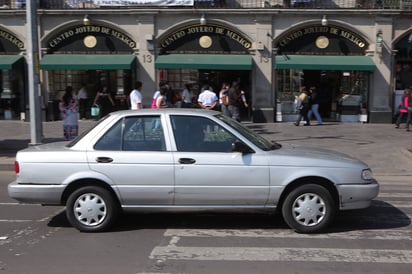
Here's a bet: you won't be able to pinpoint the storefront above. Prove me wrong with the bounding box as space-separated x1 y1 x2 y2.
155 23 253 120
0 28 26 120
274 23 376 122
40 23 138 119
393 31 412 116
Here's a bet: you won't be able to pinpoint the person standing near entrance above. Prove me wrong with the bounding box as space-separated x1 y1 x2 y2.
295 86 311 126
307 86 323 125
93 85 115 118
181 84 193 108
228 81 248 122
77 83 88 120
129 81 144 110
219 81 230 116
59 86 78 141
198 84 218 110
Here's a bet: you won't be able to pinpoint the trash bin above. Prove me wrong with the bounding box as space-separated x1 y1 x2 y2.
338 95 361 122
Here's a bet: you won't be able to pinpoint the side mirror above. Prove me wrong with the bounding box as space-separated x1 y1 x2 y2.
232 140 255 154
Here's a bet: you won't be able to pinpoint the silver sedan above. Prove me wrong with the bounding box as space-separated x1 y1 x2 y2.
8 109 379 233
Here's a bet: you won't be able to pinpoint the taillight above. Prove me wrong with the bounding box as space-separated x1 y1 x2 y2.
14 161 19 174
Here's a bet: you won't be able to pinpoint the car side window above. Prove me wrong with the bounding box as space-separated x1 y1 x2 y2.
94 116 165 151
171 115 236 152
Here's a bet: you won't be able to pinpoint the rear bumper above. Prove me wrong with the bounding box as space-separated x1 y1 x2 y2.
337 179 379 210
8 181 65 205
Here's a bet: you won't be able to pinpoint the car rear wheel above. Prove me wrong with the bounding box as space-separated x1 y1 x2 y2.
282 184 335 233
66 186 118 232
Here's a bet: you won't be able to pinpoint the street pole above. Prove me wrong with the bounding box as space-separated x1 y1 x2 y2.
26 0 43 145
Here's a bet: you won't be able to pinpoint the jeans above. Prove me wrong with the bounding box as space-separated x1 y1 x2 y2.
307 104 323 125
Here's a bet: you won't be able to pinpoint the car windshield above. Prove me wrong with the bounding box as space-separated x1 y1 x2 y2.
215 114 281 151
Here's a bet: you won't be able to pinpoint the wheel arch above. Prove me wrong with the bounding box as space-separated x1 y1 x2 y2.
277 176 340 211
61 179 121 207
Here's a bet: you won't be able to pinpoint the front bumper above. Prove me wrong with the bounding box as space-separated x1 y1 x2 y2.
8 181 65 205
337 179 380 210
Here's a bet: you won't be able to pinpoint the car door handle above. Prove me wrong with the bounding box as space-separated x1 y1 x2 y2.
179 158 196 164
96 157 113 163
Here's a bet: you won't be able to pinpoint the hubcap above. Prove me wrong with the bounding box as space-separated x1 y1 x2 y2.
292 193 326 227
74 193 107 227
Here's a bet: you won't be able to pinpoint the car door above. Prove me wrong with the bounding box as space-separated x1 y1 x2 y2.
170 115 270 206
87 115 174 205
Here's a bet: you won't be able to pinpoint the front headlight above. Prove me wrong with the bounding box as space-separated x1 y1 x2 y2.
361 169 373 180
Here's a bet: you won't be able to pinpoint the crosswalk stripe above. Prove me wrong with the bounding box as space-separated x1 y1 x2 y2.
163 229 412 241
378 193 412 198
150 246 412 263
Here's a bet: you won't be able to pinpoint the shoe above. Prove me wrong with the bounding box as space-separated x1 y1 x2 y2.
294 122 299 126
395 125 399 128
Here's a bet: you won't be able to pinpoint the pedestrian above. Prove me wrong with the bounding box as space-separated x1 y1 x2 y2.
156 85 169 108
93 85 115 118
396 87 411 130
165 81 175 107
59 86 78 141
77 83 88 120
129 81 144 110
181 84 193 108
219 81 230 116
295 86 311 126
198 84 218 110
151 82 165 109
307 86 323 125
228 81 248 122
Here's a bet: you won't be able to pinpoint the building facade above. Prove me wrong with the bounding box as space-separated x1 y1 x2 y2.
0 0 411 123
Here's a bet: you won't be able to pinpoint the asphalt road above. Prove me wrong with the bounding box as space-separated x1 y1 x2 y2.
1 170 411 274
1 120 412 273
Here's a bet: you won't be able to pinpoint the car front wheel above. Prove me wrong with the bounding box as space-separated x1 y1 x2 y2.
66 186 118 232
282 184 335 233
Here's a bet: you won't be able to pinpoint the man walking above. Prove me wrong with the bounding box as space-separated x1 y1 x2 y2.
130 81 143 110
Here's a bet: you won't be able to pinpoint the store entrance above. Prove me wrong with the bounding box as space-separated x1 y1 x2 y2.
301 70 369 121
198 69 252 120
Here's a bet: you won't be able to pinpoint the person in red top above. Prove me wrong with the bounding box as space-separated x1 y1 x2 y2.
406 88 412 131
395 88 411 130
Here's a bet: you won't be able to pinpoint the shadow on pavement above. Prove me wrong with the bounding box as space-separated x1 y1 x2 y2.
47 200 410 233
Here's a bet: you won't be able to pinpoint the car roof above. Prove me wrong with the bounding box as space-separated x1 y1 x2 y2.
109 108 221 117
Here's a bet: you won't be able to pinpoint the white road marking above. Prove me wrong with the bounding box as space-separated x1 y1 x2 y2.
0 219 32 222
150 246 412 263
164 229 412 241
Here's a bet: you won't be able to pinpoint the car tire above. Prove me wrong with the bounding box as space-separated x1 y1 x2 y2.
66 186 119 232
282 184 335 233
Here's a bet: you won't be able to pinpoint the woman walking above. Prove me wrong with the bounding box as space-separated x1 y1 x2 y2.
59 86 79 141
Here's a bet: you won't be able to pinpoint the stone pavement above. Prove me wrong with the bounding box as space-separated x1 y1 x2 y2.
1 119 412 176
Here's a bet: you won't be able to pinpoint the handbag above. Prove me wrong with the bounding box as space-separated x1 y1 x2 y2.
91 104 100 117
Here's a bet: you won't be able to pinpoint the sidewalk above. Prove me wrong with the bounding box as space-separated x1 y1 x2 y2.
1 120 412 175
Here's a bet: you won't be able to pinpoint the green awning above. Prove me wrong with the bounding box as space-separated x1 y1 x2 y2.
155 54 252 70
0 55 25 70
274 55 376 71
40 54 137 70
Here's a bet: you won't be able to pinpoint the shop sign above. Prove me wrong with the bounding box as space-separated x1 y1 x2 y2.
48 25 136 49
276 25 369 55
160 24 252 54
0 29 24 51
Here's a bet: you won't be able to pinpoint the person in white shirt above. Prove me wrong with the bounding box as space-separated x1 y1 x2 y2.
198 84 218 110
129 81 143 110
77 83 88 119
181 84 192 108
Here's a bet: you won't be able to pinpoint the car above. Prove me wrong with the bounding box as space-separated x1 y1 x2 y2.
8 109 379 233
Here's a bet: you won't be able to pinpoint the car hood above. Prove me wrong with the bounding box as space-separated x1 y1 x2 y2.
268 144 367 168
